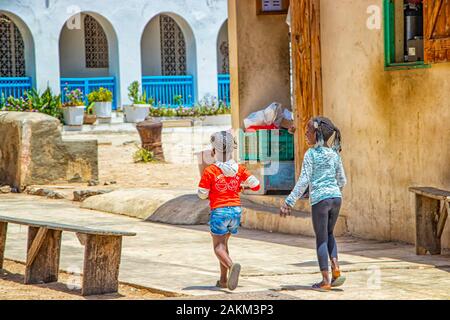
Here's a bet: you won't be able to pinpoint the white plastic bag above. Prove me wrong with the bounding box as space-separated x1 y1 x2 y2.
244 102 283 129
243 110 266 128
283 109 293 121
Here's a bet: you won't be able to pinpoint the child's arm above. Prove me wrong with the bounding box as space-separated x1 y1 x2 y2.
241 168 261 192
198 169 212 200
284 150 313 208
335 154 347 190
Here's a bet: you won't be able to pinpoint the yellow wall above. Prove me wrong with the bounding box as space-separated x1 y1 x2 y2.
230 0 450 248
228 0 291 130
320 0 450 247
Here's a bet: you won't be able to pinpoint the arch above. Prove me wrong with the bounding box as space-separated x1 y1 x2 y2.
217 19 229 74
58 12 119 79
140 12 197 78
0 11 36 81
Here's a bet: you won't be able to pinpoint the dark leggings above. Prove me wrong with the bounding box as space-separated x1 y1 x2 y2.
311 198 342 271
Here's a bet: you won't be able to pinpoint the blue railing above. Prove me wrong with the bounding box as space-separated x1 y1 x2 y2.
218 74 230 105
142 75 195 107
60 77 117 110
0 77 32 99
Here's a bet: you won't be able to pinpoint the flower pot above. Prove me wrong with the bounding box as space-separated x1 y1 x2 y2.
93 101 112 118
63 106 85 126
83 114 97 125
123 104 151 123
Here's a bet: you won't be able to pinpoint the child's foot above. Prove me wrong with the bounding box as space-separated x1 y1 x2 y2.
331 269 346 288
227 263 241 291
312 281 331 292
216 280 227 289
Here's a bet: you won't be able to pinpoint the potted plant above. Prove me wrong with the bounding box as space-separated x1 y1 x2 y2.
123 81 152 123
83 103 97 125
87 87 113 121
62 88 85 126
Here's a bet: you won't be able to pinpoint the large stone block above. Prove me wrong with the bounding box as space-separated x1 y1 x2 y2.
0 112 98 188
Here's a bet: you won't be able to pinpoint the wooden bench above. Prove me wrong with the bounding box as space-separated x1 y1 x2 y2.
409 187 450 255
0 215 136 296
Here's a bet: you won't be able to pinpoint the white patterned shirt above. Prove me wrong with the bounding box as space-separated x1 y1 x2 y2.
285 146 347 207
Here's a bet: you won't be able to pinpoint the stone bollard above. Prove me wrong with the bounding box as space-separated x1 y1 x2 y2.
136 120 165 161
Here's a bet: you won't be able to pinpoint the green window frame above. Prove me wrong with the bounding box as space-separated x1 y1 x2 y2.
383 0 430 70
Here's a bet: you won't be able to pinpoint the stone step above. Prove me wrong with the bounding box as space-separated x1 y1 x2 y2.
62 113 231 134
240 199 348 237
242 194 311 212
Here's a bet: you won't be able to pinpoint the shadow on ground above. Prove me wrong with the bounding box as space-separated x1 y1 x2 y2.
0 269 125 300
172 224 450 274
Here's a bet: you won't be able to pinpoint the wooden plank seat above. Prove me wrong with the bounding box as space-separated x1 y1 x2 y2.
409 187 450 255
0 215 136 296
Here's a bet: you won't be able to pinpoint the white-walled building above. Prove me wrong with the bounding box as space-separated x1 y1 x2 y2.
0 0 230 108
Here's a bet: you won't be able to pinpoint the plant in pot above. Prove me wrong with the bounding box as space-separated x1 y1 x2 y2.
124 81 152 123
83 102 97 125
87 87 113 122
62 87 85 126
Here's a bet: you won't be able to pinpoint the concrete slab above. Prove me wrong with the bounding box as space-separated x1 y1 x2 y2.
62 113 231 134
1 194 449 299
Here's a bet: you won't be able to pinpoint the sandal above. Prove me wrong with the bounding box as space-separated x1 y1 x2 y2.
227 263 241 291
331 269 346 288
216 280 227 289
312 281 331 292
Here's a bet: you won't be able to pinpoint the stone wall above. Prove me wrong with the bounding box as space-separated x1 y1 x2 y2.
0 112 98 189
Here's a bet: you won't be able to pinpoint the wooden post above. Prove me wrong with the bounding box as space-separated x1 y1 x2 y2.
0 222 7 270
25 227 62 284
436 201 449 239
82 234 122 296
290 0 323 176
415 195 441 255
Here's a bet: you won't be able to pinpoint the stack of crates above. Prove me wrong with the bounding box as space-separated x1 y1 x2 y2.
239 129 295 195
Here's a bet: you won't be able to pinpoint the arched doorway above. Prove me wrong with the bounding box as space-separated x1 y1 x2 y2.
0 12 35 98
59 12 119 109
141 13 197 107
217 20 230 106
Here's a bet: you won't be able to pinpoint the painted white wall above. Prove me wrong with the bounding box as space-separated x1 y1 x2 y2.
141 17 162 76
59 14 109 78
0 0 228 106
217 21 228 74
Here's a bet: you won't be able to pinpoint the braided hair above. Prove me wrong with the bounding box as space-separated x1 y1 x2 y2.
312 116 342 152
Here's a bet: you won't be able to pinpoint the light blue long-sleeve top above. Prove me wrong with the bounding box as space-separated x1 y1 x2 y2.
285 146 347 207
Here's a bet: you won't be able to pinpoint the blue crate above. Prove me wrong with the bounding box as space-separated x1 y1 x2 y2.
263 161 296 191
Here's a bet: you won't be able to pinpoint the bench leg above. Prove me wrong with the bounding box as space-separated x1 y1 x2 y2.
82 235 122 296
0 222 7 270
24 227 62 284
415 195 441 255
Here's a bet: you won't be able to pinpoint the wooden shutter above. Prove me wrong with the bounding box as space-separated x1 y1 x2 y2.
424 0 450 63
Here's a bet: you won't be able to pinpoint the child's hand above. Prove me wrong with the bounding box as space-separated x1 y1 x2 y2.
280 203 292 217
288 125 296 135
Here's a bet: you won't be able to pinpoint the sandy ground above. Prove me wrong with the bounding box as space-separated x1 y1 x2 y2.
95 134 199 190
0 260 170 300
